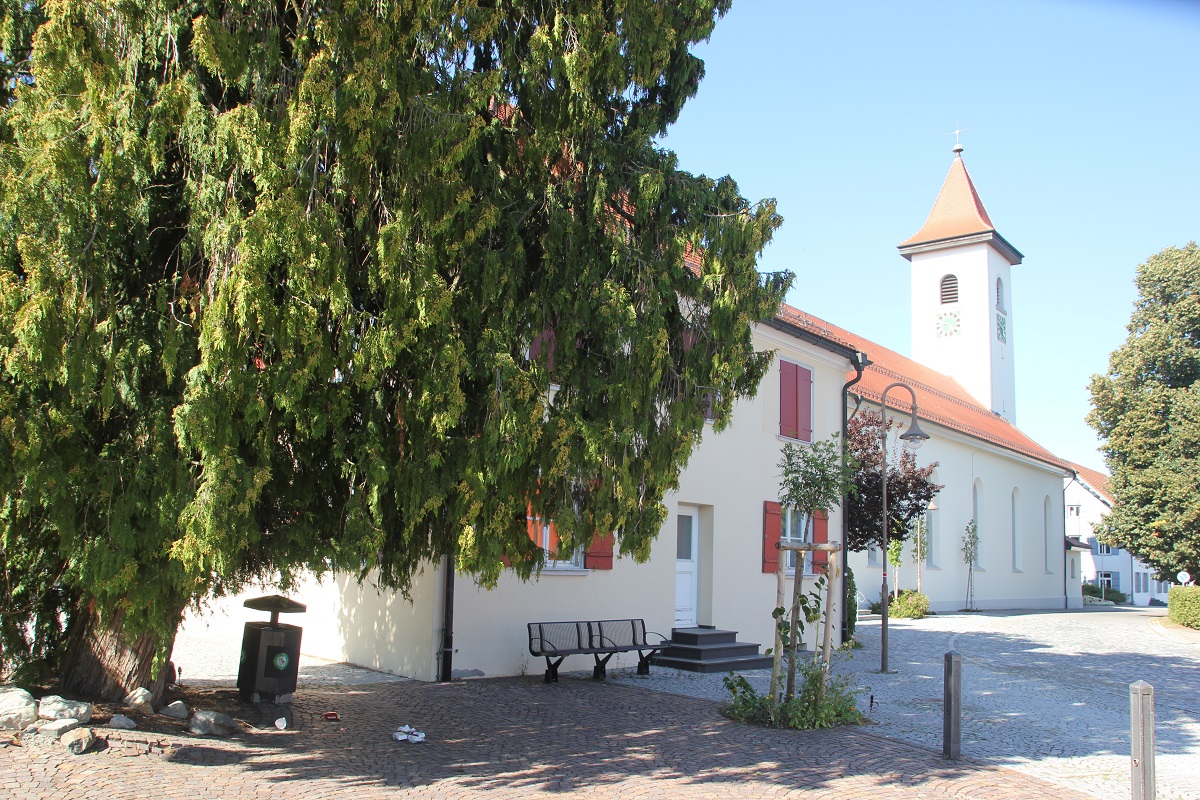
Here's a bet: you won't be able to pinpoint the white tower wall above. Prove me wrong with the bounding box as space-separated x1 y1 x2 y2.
910 242 1016 422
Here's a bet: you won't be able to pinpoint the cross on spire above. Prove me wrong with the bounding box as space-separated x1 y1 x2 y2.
947 124 967 154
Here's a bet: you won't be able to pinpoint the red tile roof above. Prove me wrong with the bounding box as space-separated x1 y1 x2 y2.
1069 462 1113 505
900 151 996 247
774 304 1070 473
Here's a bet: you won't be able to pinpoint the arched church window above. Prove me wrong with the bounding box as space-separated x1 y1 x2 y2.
996 278 1006 313
940 275 959 304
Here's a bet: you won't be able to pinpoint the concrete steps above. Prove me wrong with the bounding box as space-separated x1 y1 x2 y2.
653 627 774 673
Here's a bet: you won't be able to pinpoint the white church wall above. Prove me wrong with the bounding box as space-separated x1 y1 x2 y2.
849 418 1068 614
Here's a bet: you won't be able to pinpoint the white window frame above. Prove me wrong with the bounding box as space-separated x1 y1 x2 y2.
1097 542 1116 556
528 515 584 569
781 507 814 575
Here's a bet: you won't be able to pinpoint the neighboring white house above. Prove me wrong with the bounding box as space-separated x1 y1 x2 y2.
1067 462 1173 606
188 144 1082 679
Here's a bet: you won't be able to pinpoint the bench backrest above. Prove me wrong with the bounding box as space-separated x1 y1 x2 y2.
589 619 647 649
527 621 589 655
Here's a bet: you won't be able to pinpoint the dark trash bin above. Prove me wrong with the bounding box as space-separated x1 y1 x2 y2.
237 594 306 703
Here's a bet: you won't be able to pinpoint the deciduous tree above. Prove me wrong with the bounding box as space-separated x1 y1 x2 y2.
843 410 941 553
0 1 785 697
1088 243 1200 582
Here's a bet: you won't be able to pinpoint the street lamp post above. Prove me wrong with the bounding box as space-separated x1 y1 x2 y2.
880 382 930 674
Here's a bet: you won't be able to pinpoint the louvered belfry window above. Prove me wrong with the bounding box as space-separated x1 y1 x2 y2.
940 274 959 304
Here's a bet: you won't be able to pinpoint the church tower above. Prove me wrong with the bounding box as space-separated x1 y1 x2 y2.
899 144 1022 423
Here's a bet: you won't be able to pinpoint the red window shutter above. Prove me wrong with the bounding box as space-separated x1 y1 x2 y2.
584 533 615 570
530 327 556 371
763 501 782 573
812 510 830 570
797 365 813 442
780 361 798 438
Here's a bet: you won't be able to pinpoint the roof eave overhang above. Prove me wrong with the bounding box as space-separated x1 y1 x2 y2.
764 317 861 364
851 389 1071 477
898 230 1023 265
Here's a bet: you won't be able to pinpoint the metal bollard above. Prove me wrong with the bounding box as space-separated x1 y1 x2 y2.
943 649 961 760
1130 680 1155 800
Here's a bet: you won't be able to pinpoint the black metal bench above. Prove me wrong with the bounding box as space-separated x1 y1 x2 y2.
527 619 670 683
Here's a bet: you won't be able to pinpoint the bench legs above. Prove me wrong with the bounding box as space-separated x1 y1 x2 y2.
636 649 659 675
543 656 566 684
592 653 615 680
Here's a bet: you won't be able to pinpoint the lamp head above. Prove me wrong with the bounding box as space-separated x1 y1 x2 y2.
899 415 930 449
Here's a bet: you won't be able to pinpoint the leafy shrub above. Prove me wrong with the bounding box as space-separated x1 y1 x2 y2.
890 590 930 619
867 590 929 618
1082 583 1127 603
722 659 865 730
1168 586 1200 629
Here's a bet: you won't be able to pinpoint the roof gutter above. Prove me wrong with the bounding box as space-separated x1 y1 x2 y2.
763 317 861 363
851 388 1073 477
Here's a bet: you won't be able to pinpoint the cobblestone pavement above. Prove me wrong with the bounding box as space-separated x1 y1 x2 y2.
2 674 1097 800
609 607 1200 800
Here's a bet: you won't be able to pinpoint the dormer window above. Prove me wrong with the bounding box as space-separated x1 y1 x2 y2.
996 277 1006 313
940 274 959 304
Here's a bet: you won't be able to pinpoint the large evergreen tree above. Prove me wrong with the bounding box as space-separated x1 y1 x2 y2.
0 1 786 698
1088 243 1200 582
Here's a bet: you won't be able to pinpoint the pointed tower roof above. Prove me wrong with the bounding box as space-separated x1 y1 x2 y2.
899 145 1022 265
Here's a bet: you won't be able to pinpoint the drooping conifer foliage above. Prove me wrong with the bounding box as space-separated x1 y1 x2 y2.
1088 243 1200 582
0 1 786 695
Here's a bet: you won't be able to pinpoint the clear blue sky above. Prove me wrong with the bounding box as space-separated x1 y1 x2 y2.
660 0 1200 473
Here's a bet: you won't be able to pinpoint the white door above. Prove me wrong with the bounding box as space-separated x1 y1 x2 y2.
675 508 700 628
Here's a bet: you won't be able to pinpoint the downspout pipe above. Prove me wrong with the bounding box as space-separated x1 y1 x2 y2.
840 351 870 644
439 554 455 682
1063 478 1072 609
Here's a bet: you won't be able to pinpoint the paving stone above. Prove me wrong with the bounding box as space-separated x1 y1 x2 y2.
3 608 1194 800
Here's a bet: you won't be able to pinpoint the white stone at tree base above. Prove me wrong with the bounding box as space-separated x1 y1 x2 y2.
60 727 95 755
159 700 188 719
125 687 154 715
38 718 81 739
0 687 38 730
108 714 137 729
37 695 93 723
188 710 237 736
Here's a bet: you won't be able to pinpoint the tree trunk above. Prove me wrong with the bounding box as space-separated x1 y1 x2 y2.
60 603 179 704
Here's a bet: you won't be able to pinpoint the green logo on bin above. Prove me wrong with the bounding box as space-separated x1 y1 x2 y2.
272 652 290 671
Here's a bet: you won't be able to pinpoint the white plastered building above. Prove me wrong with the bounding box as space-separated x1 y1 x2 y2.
1066 462 1173 606
187 145 1083 680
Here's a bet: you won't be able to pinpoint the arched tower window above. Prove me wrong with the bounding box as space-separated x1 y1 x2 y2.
996 277 1006 313
940 275 959 304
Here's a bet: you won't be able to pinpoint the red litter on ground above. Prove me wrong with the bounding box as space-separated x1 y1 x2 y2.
324 712 340 721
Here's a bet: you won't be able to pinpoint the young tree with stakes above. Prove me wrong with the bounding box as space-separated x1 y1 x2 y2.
773 436 858 702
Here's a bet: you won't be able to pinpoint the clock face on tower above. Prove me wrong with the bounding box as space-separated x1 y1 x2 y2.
935 311 961 337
